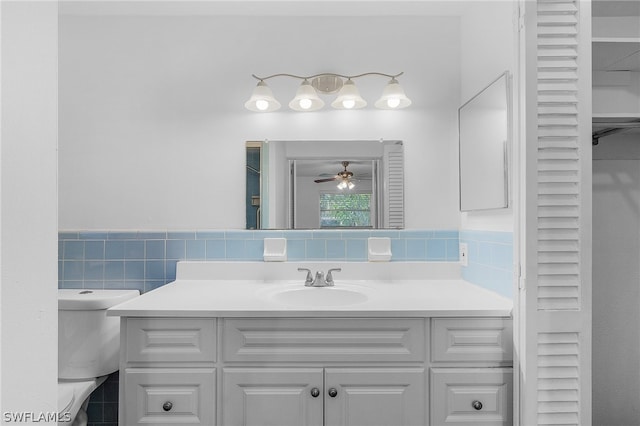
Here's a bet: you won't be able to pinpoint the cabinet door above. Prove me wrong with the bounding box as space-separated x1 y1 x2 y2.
222 368 323 426
324 368 426 426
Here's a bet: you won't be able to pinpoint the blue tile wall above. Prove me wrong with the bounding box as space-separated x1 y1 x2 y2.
59 229 519 300
460 230 513 299
59 229 459 293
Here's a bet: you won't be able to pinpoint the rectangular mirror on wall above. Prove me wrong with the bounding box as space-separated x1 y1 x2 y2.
458 71 511 211
245 140 404 230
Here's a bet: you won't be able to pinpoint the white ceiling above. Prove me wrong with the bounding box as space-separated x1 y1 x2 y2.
296 159 373 178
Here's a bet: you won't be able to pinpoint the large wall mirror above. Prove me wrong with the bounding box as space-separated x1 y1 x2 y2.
246 140 404 229
459 71 511 211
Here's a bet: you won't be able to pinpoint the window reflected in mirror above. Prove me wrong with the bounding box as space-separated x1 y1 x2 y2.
320 193 372 228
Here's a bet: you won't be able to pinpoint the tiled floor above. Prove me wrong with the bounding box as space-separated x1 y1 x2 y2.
87 372 118 426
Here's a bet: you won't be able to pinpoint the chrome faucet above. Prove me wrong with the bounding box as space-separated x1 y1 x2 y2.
297 267 342 287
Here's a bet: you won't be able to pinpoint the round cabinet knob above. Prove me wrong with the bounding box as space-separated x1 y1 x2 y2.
472 400 483 411
162 401 173 412
310 388 320 398
328 388 338 398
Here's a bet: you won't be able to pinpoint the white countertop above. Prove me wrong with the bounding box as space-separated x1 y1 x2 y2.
107 278 513 318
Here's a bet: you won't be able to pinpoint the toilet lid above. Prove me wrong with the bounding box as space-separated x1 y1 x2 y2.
58 289 139 310
58 382 76 414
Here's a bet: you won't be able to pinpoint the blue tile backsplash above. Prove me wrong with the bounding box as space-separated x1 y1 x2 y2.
460 230 513 299
59 229 460 293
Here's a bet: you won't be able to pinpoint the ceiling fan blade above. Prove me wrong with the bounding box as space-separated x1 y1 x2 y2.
314 177 338 183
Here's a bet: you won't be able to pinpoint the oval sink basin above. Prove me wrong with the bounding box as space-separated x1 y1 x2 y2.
272 287 368 307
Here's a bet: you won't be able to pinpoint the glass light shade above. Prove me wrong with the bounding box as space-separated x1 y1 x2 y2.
374 78 412 110
337 179 355 190
244 81 281 112
289 80 324 111
331 79 367 110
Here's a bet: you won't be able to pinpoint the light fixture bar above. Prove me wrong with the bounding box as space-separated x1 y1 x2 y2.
245 72 411 112
251 71 404 83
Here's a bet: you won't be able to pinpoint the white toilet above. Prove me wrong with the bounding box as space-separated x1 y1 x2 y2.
58 289 139 426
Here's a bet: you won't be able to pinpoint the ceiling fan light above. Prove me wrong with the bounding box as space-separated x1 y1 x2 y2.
347 181 355 189
289 80 325 112
374 78 412 110
337 180 348 190
331 79 367 110
245 81 281 112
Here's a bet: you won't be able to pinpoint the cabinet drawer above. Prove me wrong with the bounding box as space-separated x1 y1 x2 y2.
123 368 215 425
432 318 512 364
125 318 216 363
431 368 513 426
223 318 425 362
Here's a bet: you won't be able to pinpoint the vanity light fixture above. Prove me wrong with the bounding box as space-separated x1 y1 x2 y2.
245 72 411 112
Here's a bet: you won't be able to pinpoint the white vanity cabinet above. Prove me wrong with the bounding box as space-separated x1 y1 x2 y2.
119 316 512 426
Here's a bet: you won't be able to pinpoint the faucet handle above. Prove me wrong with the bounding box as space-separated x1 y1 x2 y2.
325 268 342 285
297 268 313 285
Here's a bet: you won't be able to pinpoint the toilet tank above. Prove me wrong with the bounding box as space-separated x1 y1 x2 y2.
58 289 139 379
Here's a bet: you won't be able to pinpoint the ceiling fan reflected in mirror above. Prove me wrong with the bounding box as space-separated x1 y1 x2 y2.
314 161 356 190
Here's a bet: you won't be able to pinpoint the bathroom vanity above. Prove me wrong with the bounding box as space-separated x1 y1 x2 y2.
109 262 513 426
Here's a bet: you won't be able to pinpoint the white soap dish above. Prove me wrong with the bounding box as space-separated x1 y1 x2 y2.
263 238 287 262
368 237 392 262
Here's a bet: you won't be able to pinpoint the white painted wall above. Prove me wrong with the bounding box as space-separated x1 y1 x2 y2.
58 15 461 230
1 1 58 419
592 135 640 425
459 1 516 232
